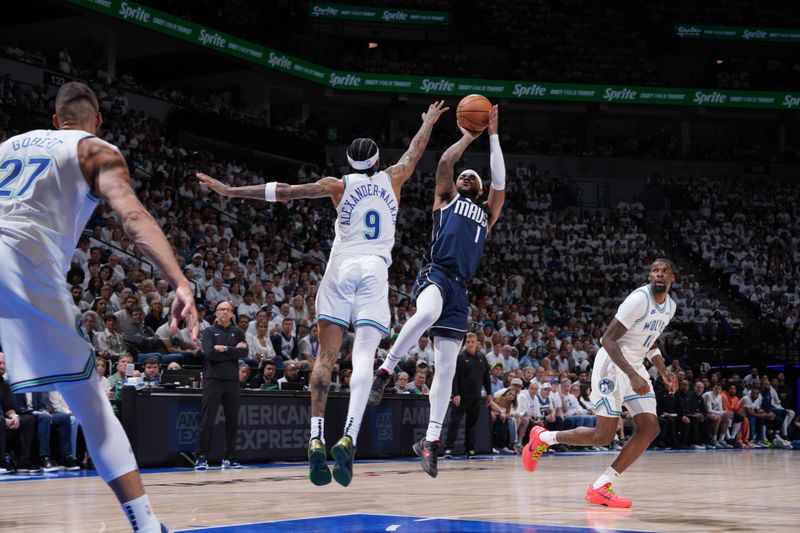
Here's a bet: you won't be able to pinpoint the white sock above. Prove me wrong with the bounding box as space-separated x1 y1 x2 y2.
379 285 443 374
343 326 382 446
540 431 558 446
592 466 620 489
121 494 160 532
311 417 325 444
424 337 459 442
426 421 443 443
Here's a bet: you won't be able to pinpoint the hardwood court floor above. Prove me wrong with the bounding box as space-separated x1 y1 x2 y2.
0 449 797 532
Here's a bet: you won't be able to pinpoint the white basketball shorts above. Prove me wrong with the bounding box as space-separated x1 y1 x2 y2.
589 347 656 418
0 238 95 392
316 254 390 335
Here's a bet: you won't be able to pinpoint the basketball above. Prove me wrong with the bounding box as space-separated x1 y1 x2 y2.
456 94 492 133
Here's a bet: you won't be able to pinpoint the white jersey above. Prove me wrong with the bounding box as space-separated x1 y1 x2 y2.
330 170 397 266
614 284 677 366
0 129 99 273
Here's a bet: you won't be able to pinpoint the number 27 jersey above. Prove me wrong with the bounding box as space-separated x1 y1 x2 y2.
330 171 398 266
0 129 98 273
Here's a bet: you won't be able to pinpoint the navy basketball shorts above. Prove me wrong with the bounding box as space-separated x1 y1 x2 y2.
413 264 469 340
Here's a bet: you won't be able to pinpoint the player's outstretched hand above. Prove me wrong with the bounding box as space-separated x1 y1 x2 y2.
458 124 483 141
488 105 499 136
197 172 231 197
171 285 199 343
421 100 450 124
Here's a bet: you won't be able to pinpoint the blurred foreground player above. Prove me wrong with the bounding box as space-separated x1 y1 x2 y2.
522 259 677 508
0 82 198 531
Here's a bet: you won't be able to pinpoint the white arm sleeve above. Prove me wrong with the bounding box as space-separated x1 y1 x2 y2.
489 134 506 191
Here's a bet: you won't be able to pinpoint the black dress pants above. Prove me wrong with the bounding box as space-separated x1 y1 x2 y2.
197 379 241 460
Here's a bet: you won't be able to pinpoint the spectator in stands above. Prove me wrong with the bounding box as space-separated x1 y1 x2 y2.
721 382 752 448
114 295 138 332
297 323 320 364
96 357 113 400
532 382 564 435
123 307 181 364
142 357 161 387
393 372 411 394
407 335 435 366
96 314 128 362
108 354 134 390
741 384 776 446
0 353 39 473
13 392 76 471
490 387 519 454
205 277 231 308
672 378 704 449
44 390 80 466
406 370 430 395
271 317 298 361
238 363 252 388
759 377 794 448
277 360 304 390
490 363 505 395
143 298 166 331
702 383 733 448
257 360 279 391
655 377 683 449
247 321 279 366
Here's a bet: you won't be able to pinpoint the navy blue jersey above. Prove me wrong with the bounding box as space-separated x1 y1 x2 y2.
423 193 488 281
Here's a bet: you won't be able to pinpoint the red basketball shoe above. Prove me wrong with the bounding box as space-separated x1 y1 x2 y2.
521 425 549 473
584 483 633 508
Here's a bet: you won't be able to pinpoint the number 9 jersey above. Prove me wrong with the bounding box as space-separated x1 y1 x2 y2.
0 129 99 274
330 171 397 266
316 171 398 335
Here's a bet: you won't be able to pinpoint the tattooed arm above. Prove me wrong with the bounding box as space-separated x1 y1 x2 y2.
197 173 345 206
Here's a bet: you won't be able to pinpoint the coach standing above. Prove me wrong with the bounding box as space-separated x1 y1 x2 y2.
443 332 492 458
196 301 247 470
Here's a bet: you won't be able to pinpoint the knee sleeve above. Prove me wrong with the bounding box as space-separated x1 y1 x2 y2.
57 378 138 483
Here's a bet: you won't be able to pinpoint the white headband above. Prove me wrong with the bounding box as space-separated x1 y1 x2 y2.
459 169 481 179
347 149 379 170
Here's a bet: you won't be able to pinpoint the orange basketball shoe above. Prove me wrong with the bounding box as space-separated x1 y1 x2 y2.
521 426 549 473
584 483 633 508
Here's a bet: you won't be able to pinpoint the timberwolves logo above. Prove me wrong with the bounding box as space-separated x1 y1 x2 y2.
598 378 615 395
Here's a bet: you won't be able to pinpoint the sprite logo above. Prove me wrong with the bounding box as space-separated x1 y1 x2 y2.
329 73 362 87
199 29 227 48
420 79 455 93
512 83 546 98
118 2 151 23
382 10 409 22
742 29 767 40
693 91 727 105
783 95 800 108
311 6 338 17
603 87 637 101
676 26 702 37
267 52 292 69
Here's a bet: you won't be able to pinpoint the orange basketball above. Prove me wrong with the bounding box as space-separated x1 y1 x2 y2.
456 94 492 133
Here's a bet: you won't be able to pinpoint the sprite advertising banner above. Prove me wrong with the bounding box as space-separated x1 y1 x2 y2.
308 3 449 25
675 24 800 42
65 1 800 109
